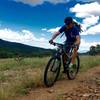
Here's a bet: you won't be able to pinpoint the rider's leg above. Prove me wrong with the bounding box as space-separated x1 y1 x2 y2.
69 45 79 70
68 49 77 72
70 48 77 64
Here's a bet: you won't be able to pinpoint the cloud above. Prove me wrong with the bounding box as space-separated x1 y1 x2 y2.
81 24 100 35
13 0 67 6
41 28 47 31
70 2 100 35
70 2 100 17
0 27 99 52
47 27 61 33
81 15 99 31
80 39 100 52
82 16 99 26
42 27 61 33
0 28 53 48
76 0 100 3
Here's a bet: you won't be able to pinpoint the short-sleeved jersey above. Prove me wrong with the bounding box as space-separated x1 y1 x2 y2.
59 25 80 43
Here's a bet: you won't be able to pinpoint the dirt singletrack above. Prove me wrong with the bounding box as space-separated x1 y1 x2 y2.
17 66 100 100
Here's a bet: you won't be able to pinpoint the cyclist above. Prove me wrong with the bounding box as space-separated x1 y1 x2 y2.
49 16 81 73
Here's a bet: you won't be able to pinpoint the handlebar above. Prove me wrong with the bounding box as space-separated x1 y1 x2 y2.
50 42 78 49
50 42 64 47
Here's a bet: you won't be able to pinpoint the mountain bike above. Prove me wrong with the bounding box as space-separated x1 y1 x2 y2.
44 42 80 87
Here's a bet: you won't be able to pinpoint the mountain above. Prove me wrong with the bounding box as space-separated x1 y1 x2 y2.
0 39 53 58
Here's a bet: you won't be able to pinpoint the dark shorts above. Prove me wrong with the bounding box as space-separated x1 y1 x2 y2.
64 42 79 53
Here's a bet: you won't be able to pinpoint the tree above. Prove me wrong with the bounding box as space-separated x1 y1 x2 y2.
89 46 96 56
95 44 100 54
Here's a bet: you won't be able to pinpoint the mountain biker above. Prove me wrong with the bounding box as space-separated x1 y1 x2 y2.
49 16 81 73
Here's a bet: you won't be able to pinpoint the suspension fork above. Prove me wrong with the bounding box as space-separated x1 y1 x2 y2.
50 52 61 71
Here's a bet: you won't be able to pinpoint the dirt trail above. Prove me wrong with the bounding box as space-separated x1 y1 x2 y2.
17 66 100 100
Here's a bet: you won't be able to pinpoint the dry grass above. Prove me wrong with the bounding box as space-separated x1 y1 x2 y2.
0 56 100 100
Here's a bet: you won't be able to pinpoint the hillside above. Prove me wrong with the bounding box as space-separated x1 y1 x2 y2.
0 39 53 58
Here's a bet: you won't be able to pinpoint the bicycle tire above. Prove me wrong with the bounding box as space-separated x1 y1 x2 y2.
44 57 61 87
67 55 80 80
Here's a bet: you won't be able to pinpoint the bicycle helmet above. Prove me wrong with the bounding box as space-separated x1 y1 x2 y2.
64 17 73 25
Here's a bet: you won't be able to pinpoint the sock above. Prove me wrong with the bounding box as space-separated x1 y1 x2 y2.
69 63 73 68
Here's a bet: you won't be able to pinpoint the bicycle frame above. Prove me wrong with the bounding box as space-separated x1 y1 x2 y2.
52 42 74 68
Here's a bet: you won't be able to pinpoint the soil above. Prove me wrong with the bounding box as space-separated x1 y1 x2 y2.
17 66 100 100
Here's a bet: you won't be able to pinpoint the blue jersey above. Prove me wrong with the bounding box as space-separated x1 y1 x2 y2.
59 25 80 43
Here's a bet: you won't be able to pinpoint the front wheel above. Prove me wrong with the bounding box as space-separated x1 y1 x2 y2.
44 57 61 87
67 55 80 80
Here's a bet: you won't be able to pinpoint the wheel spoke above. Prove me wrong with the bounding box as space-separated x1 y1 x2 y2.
67 56 80 80
44 57 61 87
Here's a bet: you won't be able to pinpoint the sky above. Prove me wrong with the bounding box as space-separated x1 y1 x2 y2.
0 0 100 52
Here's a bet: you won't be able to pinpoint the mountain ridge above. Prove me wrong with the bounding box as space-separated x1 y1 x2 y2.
0 39 53 58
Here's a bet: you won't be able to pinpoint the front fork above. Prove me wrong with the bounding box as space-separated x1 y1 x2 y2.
53 51 61 60
50 52 61 72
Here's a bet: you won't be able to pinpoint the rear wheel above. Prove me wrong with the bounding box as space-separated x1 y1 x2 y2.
44 57 61 87
67 55 80 80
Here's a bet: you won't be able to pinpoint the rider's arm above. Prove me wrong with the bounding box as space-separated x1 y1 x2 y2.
51 31 60 41
74 26 81 46
75 35 81 45
49 25 66 42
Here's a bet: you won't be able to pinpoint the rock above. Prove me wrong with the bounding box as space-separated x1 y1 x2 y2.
47 89 54 93
82 93 91 97
66 97 72 100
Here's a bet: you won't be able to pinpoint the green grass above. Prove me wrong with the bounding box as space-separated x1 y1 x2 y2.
80 55 100 72
0 57 49 71
0 56 100 100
